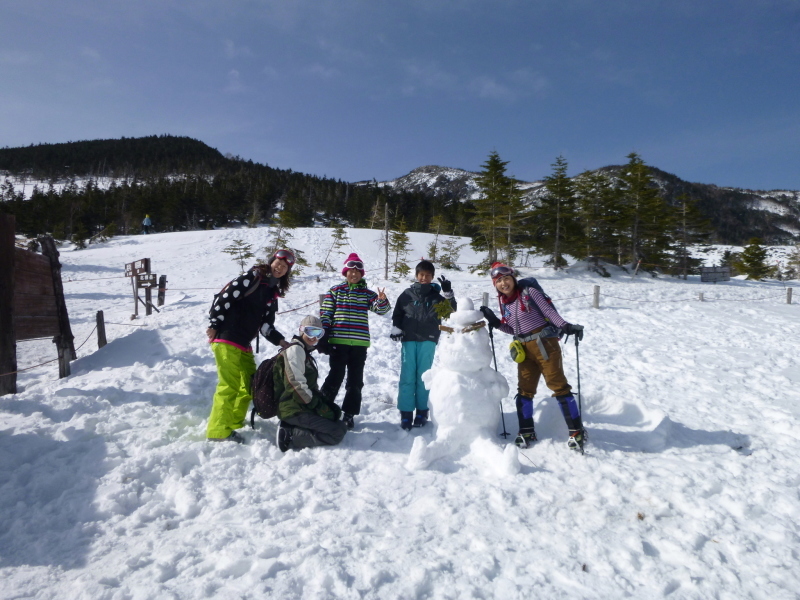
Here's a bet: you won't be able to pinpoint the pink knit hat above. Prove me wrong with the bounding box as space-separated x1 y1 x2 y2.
342 252 365 277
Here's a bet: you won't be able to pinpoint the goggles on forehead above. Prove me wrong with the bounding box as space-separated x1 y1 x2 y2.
273 249 296 267
302 326 325 339
345 260 364 270
490 265 515 280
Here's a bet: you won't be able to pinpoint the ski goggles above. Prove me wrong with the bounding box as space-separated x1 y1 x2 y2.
302 326 325 339
490 265 515 281
272 249 296 267
345 260 364 270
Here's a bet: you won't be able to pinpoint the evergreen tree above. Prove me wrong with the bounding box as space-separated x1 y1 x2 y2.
222 239 255 273
388 216 412 278
471 151 513 266
426 214 448 262
739 238 771 280
533 155 581 268
318 221 348 271
671 194 713 279
783 244 800 281
573 169 622 267
439 236 466 270
618 153 673 269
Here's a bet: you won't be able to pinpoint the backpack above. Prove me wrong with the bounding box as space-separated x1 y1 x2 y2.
249 342 300 428
516 277 558 322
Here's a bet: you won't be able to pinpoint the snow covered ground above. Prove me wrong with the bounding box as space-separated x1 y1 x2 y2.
2 227 799 599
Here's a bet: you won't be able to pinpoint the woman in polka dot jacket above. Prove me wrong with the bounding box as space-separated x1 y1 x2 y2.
204 249 295 443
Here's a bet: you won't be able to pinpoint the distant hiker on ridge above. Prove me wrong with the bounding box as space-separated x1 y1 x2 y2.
142 214 152 234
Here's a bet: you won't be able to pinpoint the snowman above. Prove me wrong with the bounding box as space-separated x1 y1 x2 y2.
406 297 520 475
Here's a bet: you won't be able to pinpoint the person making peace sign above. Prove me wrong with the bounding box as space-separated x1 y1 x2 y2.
318 253 391 430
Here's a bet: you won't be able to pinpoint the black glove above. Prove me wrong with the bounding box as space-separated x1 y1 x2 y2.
437 275 452 294
479 306 501 329
562 323 584 341
390 333 404 342
316 330 331 355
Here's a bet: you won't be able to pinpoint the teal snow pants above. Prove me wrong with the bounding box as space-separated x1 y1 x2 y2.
206 342 257 439
397 340 436 412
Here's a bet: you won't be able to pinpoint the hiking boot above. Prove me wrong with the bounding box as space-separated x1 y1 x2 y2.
413 409 429 428
343 414 355 430
276 422 292 452
567 429 586 452
514 432 536 448
208 430 245 444
400 411 414 431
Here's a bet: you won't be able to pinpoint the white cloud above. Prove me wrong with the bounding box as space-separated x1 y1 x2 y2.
224 40 253 59
306 64 339 80
81 47 102 62
469 76 516 102
225 69 245 93
0 50 35 65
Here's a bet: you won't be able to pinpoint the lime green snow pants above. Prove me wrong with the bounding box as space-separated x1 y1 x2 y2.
206 342 257 439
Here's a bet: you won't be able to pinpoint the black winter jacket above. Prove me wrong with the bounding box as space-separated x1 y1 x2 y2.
391 282 456 343
208 267 285 349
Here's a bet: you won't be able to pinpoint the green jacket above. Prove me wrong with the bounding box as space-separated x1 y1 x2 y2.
274 336 339 421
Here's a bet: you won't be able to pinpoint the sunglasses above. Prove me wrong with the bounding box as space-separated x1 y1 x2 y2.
302 326 325 339
345 260 364 270
273 249 296 267
490 265 515 280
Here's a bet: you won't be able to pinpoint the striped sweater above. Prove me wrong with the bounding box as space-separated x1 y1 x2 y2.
320 280 391 347
497 286 568 337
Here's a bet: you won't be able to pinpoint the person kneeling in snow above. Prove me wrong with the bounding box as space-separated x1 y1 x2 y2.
479 263 586 451
275 315 348 452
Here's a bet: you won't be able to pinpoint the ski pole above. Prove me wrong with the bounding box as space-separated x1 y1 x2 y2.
575 334 582 414
488 325 510 438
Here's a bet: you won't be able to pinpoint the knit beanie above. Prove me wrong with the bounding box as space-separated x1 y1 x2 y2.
299 314 323 329
342 252 365 277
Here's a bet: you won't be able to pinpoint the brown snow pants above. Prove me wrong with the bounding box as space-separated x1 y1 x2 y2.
516 329 572 399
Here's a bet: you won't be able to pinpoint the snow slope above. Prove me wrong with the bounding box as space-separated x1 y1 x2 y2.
2 227 800 599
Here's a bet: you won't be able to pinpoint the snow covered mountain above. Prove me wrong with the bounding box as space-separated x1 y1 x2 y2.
377 165 800 242
2 225 800 599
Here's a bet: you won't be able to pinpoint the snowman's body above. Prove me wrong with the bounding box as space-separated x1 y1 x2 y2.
406 297 519 475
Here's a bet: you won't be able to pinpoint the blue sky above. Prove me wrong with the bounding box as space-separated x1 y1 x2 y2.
1 0 799 190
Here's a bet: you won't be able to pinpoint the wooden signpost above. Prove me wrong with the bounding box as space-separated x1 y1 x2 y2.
1 213 76 395
125 258 159 317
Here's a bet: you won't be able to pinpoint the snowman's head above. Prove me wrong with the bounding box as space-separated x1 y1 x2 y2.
437 297 493 373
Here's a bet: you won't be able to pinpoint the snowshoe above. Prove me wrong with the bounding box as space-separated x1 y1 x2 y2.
400 411 414 431
514 431 536 448
567 429 586 453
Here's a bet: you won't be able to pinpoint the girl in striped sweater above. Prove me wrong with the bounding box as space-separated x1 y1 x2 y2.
318 253 391 429
479 262 586 451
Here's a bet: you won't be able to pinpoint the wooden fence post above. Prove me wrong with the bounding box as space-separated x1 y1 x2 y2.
96 310 107 349
40 236 76 367
0 214 17 395
145 286 153 316
157 275 167 306
593 286 600 309
788 288 793 304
